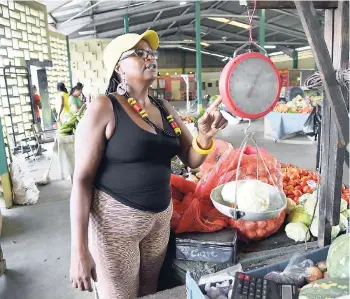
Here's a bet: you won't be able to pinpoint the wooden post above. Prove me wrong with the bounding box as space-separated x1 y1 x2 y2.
295 1 349 246
295 1 349 146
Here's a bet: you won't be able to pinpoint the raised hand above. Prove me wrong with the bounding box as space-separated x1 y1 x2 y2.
197 96 228 139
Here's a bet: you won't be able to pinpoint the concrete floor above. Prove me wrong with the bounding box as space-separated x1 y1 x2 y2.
0 111 348 299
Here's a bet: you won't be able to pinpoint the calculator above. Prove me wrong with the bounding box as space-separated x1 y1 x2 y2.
231 272 298 299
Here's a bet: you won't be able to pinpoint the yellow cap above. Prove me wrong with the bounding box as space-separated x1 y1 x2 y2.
103 30 159 81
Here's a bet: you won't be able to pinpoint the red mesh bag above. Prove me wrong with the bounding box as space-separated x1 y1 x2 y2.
228 210 286 242
173 195 229 234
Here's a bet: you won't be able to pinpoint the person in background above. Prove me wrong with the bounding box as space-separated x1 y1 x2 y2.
32 85 42 123
76 82 87 104
56 82 70 124
69 85 83 113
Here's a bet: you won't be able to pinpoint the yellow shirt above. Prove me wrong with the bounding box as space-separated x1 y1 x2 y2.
56 92 70 122
56 92 70 113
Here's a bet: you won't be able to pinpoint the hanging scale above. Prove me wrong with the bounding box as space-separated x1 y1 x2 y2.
219 1 282 119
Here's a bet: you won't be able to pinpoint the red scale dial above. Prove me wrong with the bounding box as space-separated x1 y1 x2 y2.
219 51 281 119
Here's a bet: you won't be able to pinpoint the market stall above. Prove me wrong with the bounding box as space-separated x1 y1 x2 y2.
158 1 350 298
264 95 321 141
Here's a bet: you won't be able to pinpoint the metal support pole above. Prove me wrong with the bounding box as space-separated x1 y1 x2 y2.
66 36 73 89
259 9 265 53
182 75 190 113
124 14 129 34
293 50 298 69
181 51 186 74
195 0 202 112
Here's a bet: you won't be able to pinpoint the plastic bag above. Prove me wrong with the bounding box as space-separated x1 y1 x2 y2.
10 155 40 205
303 107 317 136
200 140 231 175
264 253 314 287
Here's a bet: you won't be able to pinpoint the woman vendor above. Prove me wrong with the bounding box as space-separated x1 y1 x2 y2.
69 30 228 299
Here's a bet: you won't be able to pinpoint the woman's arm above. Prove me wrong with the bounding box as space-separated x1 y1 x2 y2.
70 96 114 291
163 98 227 169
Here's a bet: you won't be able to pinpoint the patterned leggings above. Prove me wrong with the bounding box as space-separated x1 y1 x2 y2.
89 189 172 299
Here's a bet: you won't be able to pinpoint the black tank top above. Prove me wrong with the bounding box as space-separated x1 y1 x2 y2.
95 94 180 212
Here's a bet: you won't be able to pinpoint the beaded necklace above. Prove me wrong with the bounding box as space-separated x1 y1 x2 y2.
123 92 181 138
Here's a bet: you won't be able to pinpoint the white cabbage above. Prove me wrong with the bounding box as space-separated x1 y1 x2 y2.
299 192 316 206
339 213 348 232
304 196 319 216
310 216 340 239
285 222 310 242
340 199 348 212
221 180 270 212
221 181 238 204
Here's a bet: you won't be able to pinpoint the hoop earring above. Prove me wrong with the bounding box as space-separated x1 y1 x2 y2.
117 72 128 96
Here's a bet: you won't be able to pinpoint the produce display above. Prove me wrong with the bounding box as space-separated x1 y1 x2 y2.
264 234 350 299
273 95 314 114
282 164 350 204
282 165 319 204
58 104 86 136
284 189 349 242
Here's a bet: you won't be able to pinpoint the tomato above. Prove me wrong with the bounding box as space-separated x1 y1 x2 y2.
289 168 298 173
301 177 308 183
302 169 309 176
307 190 313 194
297 168 303 175
287 190 295 196
303 185 311 193
295 185 303 191
294 190 303 197
283 182 287 188
294 197 299 204
294 179 301 185
290 173 300 180
342 184 345 190
300 181 307 188
288 194 295 199
286 185 294 191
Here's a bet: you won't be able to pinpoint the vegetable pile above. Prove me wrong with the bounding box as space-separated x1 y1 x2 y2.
284 189 349 242
264 233 350 299
282 164 350 204
282 165 319 204
273 95 313 114
58 104 86 136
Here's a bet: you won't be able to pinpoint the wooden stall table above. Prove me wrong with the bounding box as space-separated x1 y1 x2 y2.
264 111 311 141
